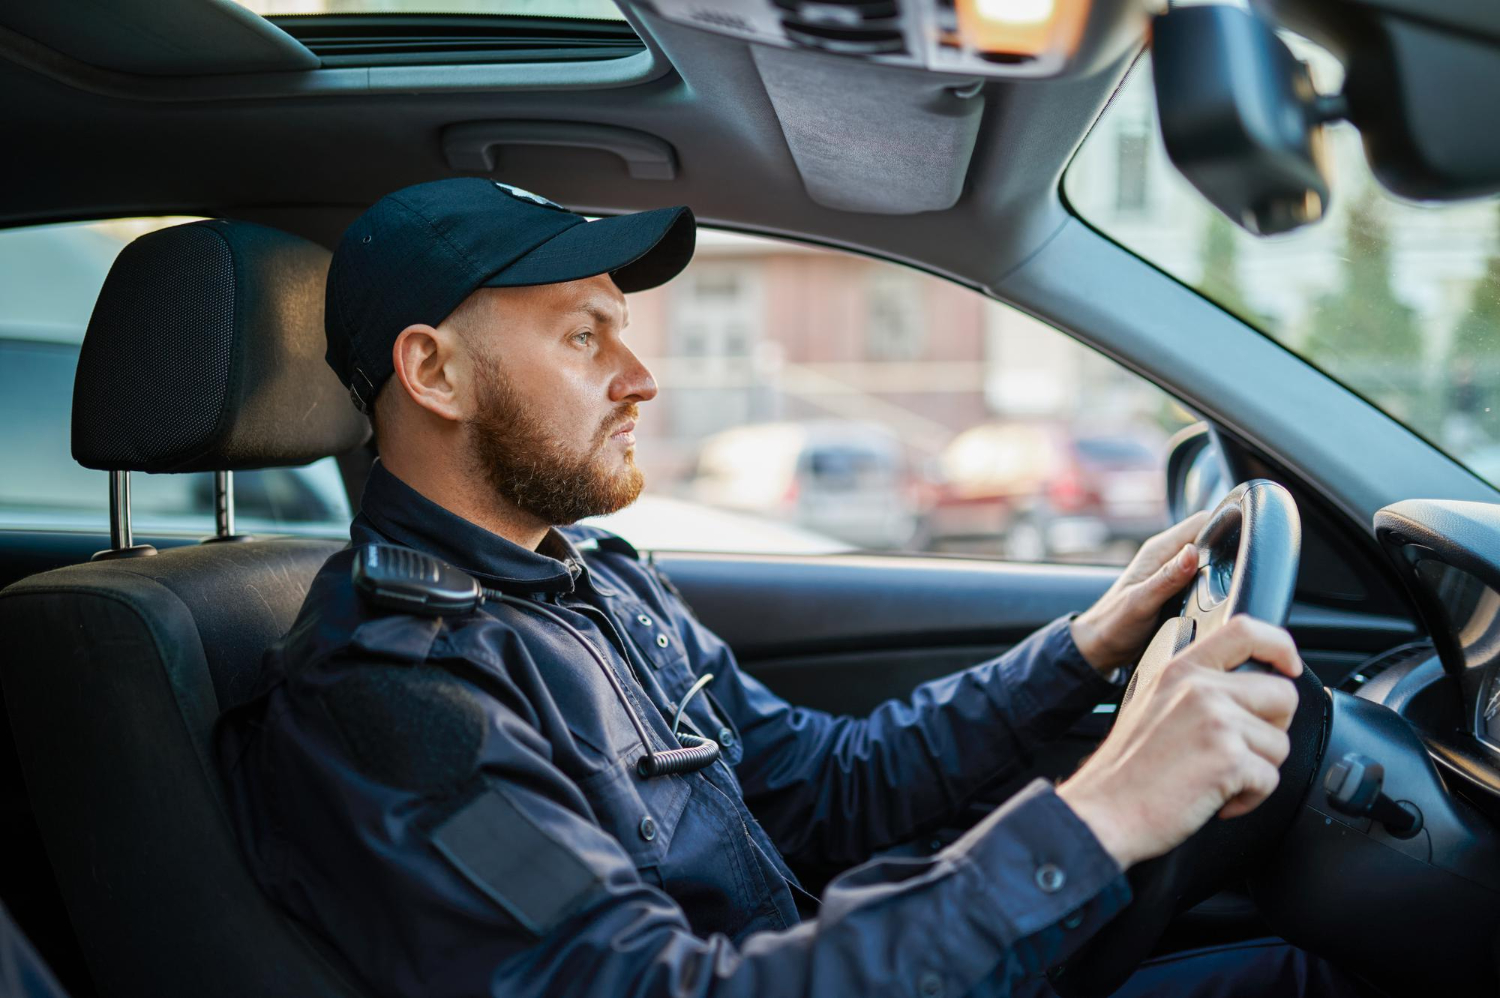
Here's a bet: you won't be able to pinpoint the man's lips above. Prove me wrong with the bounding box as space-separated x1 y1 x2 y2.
610 419 637 444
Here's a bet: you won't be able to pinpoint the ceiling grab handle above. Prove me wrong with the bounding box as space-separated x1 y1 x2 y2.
441 121 678 180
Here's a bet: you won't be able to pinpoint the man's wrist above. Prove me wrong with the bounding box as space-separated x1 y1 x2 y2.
1068 612 1123 675
1056 779 1138 871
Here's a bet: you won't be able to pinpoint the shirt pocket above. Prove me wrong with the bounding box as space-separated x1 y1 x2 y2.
574 756 691 876
608 599 743 768
613 599 692 689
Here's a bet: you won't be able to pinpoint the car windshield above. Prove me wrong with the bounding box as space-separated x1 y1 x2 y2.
1065 39 1500 490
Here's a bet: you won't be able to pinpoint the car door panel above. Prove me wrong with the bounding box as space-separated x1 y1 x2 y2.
656 552 1419 708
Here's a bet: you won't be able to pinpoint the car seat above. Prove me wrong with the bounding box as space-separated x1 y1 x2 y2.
0 219 374 998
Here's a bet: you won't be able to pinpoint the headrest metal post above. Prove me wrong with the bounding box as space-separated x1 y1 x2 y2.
110 470 131 550
202 469 253 544
215 470 235 538
92 470 157 561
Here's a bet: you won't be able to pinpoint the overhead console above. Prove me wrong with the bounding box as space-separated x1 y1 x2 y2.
633 0 1146 79
632 0 1144 216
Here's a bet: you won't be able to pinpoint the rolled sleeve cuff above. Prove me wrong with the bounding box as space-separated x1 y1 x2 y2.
954 778 1130 969
1051 614 1128 698
997 616 1127 743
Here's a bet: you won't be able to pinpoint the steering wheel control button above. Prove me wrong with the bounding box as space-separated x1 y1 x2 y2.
1035 863 1066 893
638 614 653 626
917 970 944 998
656 634 670 648
639 816 657 842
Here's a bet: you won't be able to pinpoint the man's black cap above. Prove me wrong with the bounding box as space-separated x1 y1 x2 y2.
325 177 696 413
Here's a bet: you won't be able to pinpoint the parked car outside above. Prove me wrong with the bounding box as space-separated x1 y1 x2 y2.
684 420 921 550
922 421 1169 561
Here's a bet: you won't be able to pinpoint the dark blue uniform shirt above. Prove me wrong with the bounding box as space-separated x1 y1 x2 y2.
216 460 1132 998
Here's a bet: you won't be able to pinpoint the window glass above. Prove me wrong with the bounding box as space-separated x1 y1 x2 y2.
1065 43 1500 490
585 229 1196 563
0 218 353 537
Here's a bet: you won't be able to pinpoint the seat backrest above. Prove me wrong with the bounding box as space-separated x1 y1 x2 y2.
0 219 371 998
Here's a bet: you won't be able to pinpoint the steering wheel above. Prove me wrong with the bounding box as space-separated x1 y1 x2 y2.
1049 480 1331 997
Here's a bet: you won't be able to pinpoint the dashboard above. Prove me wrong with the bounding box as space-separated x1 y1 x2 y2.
1220 498 1500 992
1373 499 1500 800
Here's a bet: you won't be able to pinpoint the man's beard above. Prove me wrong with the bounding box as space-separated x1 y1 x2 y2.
466 359 644 526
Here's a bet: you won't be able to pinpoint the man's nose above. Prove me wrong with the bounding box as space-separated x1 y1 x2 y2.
610 347 658 403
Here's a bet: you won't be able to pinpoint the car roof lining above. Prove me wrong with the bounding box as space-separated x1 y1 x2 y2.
0 4 1135 295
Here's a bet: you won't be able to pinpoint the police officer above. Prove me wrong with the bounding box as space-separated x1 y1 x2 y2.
216 178 1362 997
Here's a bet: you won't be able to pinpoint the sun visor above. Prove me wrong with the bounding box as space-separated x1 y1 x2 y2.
0 0 316 76
751 44 984 215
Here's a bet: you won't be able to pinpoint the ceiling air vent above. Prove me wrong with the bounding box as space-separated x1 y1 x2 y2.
270 15 644 68
772 0 906 56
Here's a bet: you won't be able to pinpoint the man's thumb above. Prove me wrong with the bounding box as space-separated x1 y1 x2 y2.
1144 543 1197 599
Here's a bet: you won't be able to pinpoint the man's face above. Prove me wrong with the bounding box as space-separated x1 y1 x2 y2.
457 274 657 526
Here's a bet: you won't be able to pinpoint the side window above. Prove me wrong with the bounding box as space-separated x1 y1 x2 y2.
587 229 1194 564
0 219 352 537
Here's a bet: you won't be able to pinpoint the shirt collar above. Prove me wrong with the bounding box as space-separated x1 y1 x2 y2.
352 459 586 595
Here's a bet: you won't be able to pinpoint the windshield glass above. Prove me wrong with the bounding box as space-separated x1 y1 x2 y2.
1065 40 1500 489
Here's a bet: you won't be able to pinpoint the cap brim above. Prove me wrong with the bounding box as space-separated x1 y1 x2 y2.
480 205 696 294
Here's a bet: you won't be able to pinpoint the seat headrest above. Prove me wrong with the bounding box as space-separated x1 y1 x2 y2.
72 219 370 473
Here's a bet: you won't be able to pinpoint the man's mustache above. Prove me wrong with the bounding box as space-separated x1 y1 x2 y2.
594 402 639 447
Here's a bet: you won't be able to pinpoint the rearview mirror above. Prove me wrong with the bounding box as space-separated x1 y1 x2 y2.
1152 4 1340 235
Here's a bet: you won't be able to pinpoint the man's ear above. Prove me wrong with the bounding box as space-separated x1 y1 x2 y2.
390 323 469 424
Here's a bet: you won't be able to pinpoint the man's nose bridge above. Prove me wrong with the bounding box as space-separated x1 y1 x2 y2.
611 340 658 401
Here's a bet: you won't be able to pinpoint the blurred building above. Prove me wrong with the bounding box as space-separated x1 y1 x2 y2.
625 231 1170 489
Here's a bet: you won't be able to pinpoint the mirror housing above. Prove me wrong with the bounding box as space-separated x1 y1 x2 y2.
1258 0 1500 201
1152 4 1339 235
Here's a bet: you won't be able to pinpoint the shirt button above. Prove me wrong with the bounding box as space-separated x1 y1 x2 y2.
656 634 670 648
639 816 657 842
717 727 735 747
1035 863 1066 894
638 614 653 626
1063 909 1084 930
917 970 944 998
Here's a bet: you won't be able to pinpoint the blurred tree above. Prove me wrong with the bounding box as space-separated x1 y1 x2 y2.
1195 212 1258 325
1446 203 1500 445
1303 187 1420 410
1451 204 1500 361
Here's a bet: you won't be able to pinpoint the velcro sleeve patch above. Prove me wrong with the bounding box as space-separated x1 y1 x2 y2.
430 784 601 937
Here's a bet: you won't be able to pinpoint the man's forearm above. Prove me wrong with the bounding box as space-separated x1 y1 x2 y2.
734 615 1123 869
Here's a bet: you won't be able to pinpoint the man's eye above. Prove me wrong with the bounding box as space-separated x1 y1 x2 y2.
572 330 593 346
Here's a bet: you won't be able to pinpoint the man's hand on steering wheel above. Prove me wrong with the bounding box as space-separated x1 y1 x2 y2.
1057 616 1303 870
1069 511 1211 674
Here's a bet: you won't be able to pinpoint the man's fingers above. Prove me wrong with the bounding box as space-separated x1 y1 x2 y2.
1140 511 1209 564
1218 755 1282 820
1213 670 1300 729
1234 710 1293 767
1186 615 1302 679
1137 542 1198 603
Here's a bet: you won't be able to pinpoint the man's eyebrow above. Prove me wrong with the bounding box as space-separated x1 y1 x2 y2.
565 302 629 328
